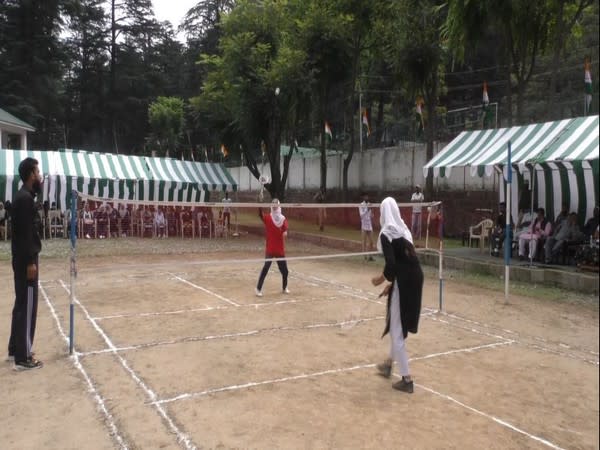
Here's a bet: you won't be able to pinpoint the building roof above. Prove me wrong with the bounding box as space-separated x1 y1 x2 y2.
0 107 36 132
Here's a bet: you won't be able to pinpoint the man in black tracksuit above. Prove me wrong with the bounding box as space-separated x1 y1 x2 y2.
8 157 43 370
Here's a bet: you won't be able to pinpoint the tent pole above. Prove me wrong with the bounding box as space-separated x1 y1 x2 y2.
528 164 536 267
504 141 512 303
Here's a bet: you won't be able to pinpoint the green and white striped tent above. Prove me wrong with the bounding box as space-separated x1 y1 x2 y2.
1 149 238 209
144 157 237 202
0 149 53 205
423 116 599 223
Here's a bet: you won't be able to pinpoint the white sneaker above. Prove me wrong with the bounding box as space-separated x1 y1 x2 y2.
85 234 91 239
255 288 263 297
283 288 290 294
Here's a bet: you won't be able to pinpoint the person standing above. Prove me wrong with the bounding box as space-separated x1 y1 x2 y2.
222 192 232 233
358 192 375 261
410 185 424 239
371 197 423 393
313 188 326 231
255 199 289 297
8 157 44 370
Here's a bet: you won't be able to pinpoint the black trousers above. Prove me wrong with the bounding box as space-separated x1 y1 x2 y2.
257 256 288 291
8 256 39 362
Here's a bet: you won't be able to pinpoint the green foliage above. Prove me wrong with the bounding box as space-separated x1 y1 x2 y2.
147 97 186 157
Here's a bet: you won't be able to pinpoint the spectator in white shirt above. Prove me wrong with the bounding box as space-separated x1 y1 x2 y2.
359 192 375 261
410 185 424 239
154 207 166 238
222 192 232 232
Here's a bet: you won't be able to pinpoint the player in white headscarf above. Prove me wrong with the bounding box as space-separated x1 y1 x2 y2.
372 197 423 393
255 199 289 297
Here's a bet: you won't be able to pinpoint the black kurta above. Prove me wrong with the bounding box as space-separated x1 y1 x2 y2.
380 234 423 339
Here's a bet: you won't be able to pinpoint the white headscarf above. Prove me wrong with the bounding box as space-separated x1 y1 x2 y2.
270 199 286 228
377 197 413 252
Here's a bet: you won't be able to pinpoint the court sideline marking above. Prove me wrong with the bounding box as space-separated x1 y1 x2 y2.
39 283 129 450
152 340 514 405
57 280 198 450
77 315 387 357
293 269 599 366
413 381 566 450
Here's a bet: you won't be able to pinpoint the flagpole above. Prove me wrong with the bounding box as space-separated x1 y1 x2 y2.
359 84 363 152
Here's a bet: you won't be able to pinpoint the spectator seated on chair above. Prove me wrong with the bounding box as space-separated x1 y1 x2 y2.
544 212 584 264
154 207 166 238
106 204 118 237
141 206 154 237
96 204 109 239
82 203 94 239
583 206 599 240
118 204 130 236
518 208 551 261
180 207 194 238
166 206 177 237
199 210 211 237
574 225 599 269
490 202 513 257
513 208 534 243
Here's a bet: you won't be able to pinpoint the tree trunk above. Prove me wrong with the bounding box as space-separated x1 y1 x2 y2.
547 0 566 120
110 0 118 152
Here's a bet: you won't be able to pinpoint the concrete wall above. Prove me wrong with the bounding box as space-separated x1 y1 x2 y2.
229 143 497 193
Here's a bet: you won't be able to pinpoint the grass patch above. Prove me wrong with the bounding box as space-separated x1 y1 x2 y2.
442 267 598 309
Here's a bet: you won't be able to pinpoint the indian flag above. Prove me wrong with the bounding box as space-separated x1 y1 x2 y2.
483 81 489 106
221 144 229 157
324 122 332 140
362 109 371 137
585 57 592 112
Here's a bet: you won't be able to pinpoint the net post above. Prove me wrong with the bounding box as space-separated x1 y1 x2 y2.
425 203 431 249
438 208 444 312
69 190 78 355
504 141 512 303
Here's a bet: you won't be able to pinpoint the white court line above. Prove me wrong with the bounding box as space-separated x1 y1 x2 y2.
297 273 599 366
169 273 239 306
431 315 599 366
39 283 128 450
78 316 385 357
58 280 197 450
93 295 340 321
440 310 600 360
414 382 566 450
152 340 513 406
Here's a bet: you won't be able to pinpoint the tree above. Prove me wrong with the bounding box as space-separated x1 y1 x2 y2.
0 0 66 148
546 0 595 117
298 0 353 194
194 0 309 200
443 0 554 124
62 0 110 150
385 0 447 196
148 97 185 156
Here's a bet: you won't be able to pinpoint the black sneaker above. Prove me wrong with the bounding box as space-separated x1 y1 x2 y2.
14 358 43 371
6 351 34 362
392 378 414 393
376 360 392 378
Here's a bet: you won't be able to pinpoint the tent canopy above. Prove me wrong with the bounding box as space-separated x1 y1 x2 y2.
0 149 238 208
423 116 599 223
424 116 599 178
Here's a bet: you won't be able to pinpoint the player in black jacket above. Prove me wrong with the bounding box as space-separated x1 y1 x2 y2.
8 157 43 370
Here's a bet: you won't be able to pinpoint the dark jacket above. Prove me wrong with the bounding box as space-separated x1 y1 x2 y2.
11 186 42 264
380 234 423 339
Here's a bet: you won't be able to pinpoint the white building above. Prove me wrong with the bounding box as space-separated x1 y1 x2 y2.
0 107 35 149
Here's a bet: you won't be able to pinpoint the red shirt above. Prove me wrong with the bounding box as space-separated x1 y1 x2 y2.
262 213 288 257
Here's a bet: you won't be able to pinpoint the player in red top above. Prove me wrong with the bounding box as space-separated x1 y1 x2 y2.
255 199 289 297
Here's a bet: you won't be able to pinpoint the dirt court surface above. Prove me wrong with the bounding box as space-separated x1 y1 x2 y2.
1 237 598 450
